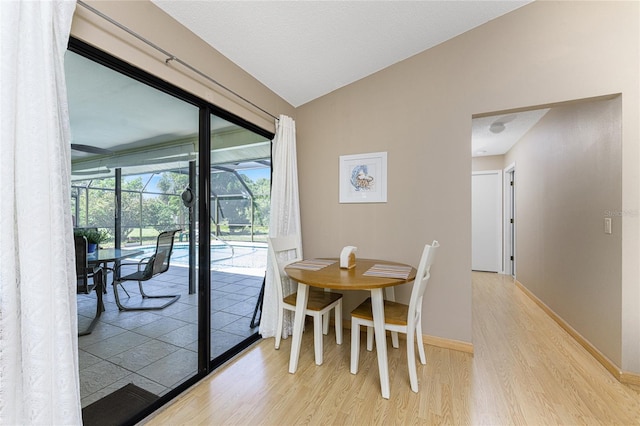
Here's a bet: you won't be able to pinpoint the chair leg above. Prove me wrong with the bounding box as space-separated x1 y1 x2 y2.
416 317 427 365
275 308 284 349
334 300 343 345
104 266 129 296
111 280 128 311
112 279 180 311
78 269 105 336
119 281 131 298
391 331 400 349
137 281 165 299
313 313 323 365
366 326 374 351
407 325 419 393
350 320 360 374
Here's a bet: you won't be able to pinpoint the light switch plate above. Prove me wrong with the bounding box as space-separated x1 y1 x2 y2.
604 217 612 234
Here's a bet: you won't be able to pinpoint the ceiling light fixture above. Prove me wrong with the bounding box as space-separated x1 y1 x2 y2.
489 122 506 134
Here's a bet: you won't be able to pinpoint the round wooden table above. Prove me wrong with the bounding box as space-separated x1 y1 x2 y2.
285 258 416 399
285 258 416 290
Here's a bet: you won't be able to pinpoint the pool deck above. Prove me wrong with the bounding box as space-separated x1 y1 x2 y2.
76 263 263 407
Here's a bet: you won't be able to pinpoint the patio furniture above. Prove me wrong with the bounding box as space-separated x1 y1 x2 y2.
88 247 145 297
350 240 439 393
112 229 181 311
75 235 105 336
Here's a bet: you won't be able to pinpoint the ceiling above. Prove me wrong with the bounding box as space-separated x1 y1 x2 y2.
472 108 549 157
151 0 532 108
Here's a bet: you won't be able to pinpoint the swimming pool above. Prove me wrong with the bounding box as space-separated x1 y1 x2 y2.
128 241 267 276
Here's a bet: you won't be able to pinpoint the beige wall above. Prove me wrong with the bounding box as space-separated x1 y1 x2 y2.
472 155 506 172
296 0 639 370
505 96 623 364
70 1 640 373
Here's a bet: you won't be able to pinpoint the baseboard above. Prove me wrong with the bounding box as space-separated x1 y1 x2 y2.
342 319 474 355
422 334 474 355
620 371 640 386
515 280 640 386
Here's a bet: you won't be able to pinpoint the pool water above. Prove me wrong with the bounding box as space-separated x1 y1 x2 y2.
128 242 267 276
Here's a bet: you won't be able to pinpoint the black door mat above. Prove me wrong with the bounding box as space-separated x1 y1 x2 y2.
82 383 159 426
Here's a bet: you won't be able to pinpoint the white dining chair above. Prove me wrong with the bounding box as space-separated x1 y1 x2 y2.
268 236 343 365
350 240 439 393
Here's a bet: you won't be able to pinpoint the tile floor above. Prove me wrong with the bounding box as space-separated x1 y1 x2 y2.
77 263 263 407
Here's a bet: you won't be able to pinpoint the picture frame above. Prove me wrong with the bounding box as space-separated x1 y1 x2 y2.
339 151 387 203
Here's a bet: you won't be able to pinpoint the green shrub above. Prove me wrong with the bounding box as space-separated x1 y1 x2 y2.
74 228 109 244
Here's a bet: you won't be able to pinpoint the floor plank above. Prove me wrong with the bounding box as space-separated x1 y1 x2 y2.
142 272 640 425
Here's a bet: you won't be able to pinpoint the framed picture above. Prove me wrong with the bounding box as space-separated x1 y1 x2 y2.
339 151 387 203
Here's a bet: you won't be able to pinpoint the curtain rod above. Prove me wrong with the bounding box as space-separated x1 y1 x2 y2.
77 0 279 122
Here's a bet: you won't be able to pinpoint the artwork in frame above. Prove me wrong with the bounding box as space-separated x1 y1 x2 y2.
339 151 387 203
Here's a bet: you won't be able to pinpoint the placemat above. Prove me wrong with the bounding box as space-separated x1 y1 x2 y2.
287 259 336 271
363 264 412 279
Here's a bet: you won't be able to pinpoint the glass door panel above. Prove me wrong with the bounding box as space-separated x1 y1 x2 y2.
67 49 200 417
209 113 270 360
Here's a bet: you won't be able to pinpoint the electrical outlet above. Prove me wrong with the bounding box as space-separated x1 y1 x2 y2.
604 217 612 234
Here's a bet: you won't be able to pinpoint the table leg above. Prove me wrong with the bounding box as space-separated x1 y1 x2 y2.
78 268 105 336
371 288 390 399
289 282 309 374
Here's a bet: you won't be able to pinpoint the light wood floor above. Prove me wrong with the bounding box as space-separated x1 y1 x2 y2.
142 273 640 425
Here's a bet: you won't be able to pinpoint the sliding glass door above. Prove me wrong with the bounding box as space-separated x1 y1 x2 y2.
67 38 272 424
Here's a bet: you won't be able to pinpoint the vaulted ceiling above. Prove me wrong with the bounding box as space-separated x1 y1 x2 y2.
152 0 532 108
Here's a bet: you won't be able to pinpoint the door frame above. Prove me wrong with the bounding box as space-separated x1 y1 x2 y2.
503 162 516 277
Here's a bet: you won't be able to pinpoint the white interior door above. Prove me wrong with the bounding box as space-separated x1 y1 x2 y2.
472 171 502 272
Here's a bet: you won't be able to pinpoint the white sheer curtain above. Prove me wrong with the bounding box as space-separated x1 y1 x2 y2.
260 115 302 340
0 1 81 424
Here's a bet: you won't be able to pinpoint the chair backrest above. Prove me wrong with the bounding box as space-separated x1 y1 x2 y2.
145 229 180 278
407 240 439 325
267 235 302 300
74 235 91 294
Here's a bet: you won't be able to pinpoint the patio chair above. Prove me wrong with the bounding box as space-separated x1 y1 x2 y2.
350 240 439 393
112 229 181 311
75 235 105 336
74 227 111 293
